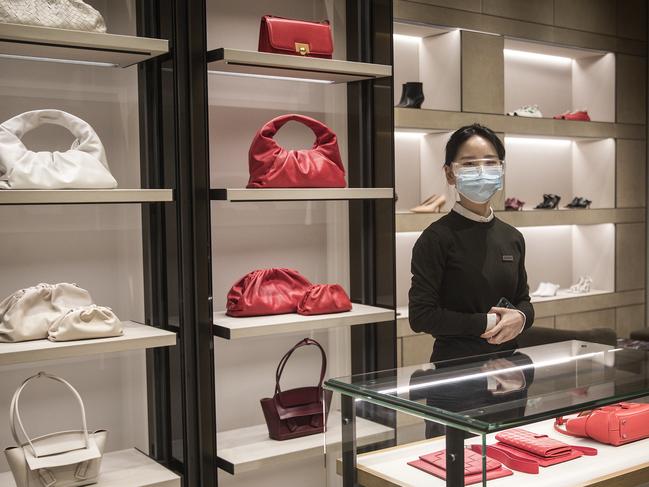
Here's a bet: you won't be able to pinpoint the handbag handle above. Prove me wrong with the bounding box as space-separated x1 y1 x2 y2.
554 411 591 437
10 372 91 456
274 338 327 397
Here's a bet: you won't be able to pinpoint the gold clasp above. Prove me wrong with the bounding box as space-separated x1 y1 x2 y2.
295 42 310 56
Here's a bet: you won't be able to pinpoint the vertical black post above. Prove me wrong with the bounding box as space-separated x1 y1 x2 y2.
341 394 358 487
446 426 465 487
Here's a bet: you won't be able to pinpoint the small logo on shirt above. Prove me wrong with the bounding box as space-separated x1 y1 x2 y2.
502 255 514 262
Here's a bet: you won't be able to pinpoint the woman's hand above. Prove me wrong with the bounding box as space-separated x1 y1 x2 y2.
480 307 524 344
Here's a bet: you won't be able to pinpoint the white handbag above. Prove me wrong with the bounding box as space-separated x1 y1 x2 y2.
0 283 93 342
0 0 107 32
0 110 117 190
5 372 108 487
48 305 123 342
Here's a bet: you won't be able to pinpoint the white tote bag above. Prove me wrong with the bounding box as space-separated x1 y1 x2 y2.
0 283 93 342
48 305 123 342
0 110 117 190
0 0 107 32
5 372 107 487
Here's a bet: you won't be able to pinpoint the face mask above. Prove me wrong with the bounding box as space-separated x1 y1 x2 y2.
454 166 503 204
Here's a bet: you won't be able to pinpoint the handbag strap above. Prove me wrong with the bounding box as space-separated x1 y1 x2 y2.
10 372 90 456
554 411 591 437
274 338 327 397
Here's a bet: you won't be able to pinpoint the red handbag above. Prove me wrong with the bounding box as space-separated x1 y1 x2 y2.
248 114 346 189
258 15 333 58
226 268 312 317
260 338 333 441
555 402 649 446
297 284 352 316
408 449 513 485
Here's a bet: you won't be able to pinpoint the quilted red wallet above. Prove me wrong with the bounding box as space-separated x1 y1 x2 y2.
407 449 513 485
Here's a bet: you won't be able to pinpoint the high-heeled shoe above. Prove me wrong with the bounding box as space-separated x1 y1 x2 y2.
410 194 446 213
531 282 561 297
566 196 591 209
505 197 525 211
396 82 425 109
535 194 560 209
569 276 592 293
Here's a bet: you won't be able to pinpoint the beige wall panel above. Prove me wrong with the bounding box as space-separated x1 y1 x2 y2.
483 0 553 25
616 139 647 208
402 334 435 367
554 308 616 331
616 223 646 291
461 31 504 114
616 304 646 337
554 0 616 36
616 0 647 41
617 54 647 124
533 316 556 329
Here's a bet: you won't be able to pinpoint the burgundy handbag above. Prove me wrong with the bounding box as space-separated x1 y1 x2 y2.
260 338 333 441
226 268 312 317
258 15 333 58
408 449 513 485
248 114 346 188
297 284 352 316
555 402 649 446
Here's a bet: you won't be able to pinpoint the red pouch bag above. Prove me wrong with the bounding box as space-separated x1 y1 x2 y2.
226 268 312 317
297 284 352 316
248 114 346 189
408 449 513 485
258 15 333 58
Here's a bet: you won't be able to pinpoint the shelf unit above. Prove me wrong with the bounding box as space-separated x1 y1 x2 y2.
0 449 180 487
0 22 168 67
213 304 395 339
206 48 392 83
216 411 393 475
211 187 393 201
0 189 174 205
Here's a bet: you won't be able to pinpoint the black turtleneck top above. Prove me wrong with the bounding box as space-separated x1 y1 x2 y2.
408 209 534 362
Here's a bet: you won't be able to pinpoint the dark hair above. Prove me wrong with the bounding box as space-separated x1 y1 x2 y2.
444 123 505 166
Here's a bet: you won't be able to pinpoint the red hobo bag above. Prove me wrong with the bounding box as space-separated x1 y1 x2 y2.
297 284 352 316
226 268 312 317
247 114 346 188
258 15 333 58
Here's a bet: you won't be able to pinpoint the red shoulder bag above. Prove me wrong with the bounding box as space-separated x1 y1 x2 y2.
258 15 333 58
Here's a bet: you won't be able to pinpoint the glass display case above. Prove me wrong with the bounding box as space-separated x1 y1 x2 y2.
324 340 649 486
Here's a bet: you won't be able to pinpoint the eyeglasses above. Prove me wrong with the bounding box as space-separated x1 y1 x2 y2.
452 158 504 176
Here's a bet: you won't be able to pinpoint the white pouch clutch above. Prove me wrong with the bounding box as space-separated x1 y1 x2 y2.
0 0 107 32
0 283 93 342
0 110 118 190
5 372 107 487
48 305 123 342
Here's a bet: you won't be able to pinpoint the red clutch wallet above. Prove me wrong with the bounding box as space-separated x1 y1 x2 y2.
226 268 312 317
408 449 513 485
258 15 333 58
248 114 346 189
297 284 352 316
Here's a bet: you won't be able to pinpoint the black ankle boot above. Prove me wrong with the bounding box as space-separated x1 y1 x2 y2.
396 82 425 109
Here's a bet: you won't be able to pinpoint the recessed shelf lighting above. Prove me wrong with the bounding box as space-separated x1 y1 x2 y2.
505 136 573 145
0 53 118 67
207 69 334 84
503 48 572 65
394 130 429 138
393 33 423 43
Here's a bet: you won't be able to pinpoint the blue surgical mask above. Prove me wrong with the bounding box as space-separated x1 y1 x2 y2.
454 166 503 204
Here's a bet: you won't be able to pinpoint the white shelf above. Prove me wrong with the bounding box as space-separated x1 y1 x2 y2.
0 22 168 67
0 321 176 366
530 288 610 303
217 411 393 475
207 48 392 83
349 418 649 487
0 448 180 487
0 189 173 205
213 304 395 339
211 188 393 202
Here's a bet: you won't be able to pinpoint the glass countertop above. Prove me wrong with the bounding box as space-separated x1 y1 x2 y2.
324 341 649 434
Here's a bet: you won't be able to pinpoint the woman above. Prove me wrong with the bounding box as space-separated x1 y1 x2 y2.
409 124 534 363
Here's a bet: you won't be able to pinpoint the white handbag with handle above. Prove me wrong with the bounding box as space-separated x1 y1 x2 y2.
0 0 107 32
4 372 108 487
0 283 93 342
48 305 123 342
0 110 117 190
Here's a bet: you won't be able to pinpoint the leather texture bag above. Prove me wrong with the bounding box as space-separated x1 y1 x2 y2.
226 268 312 317
248 114 346 188
0 283 93 342
0 110 117 190
297 284 352 316
48 305 123 342
5 372 107 487
258 15 333 58
555 402 649 446
0 0 107 32
260 338 333 441
408 449 513 485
